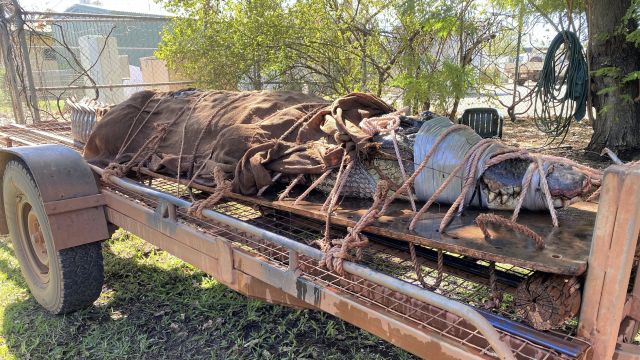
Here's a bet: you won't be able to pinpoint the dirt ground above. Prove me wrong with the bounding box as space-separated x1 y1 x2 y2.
500 116 610 170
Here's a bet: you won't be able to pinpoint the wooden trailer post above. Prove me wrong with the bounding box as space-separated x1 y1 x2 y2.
578 165 640 359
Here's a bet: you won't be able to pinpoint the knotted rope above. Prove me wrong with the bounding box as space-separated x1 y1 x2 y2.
102 121 175 182
359 114 443 289
321 180 390 275
187 166 231 219
312 113 606 287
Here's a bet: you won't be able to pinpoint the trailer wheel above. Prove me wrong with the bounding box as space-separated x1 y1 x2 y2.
3 160 104 314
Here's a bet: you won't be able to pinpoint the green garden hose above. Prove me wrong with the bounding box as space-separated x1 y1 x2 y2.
533 31 588 142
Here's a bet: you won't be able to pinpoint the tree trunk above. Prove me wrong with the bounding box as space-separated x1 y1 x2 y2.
587 0 640 160
450 1 467 121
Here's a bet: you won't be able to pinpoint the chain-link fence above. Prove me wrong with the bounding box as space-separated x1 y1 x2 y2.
0 1 192 124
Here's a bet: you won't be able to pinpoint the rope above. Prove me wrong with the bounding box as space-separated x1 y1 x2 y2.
322 156 354 251
475 213 546 249
358 113 401 137
511 162 537 222
434 250 444 290
177 93 209 197
484 261 501 309
408 138 495 231
437 142 493 232
322 152 352 211
321 180 389 275
187 166 231 218
535 157 559 227
408 243 427 287
278 174 305 201
114 94 159 161
533 31 588 142
294 169 332 205
587 187 602 202
277 103 326 142
391 129 417 211
359 114 451 289
185 92 265 188
102 121 176 182
103 93 189 183
380 125 469 215
322 159 355 249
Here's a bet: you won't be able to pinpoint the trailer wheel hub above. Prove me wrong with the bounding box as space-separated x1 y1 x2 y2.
18 200 50 284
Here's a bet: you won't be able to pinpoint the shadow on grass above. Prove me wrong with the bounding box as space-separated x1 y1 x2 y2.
0 241 26 288
0 238 413 360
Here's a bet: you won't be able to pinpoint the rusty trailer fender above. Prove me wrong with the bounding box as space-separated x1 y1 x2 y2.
0 145 109 250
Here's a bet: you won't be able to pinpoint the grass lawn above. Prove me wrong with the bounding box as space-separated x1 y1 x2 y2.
0 230 414 360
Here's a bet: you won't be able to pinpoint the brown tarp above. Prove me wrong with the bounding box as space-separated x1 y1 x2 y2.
83 89 394 194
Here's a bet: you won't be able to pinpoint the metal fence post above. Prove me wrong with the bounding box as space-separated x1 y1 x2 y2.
13 1 40 123
0 2 25 124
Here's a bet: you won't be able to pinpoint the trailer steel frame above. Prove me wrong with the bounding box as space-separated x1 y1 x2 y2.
0 122 639 359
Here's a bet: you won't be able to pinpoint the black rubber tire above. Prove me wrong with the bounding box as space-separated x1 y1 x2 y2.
3 160 104 314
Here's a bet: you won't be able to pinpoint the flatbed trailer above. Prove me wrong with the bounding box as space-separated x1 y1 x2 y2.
0 122 639 359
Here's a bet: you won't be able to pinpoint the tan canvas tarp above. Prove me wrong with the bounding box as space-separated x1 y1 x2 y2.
83 89 394 194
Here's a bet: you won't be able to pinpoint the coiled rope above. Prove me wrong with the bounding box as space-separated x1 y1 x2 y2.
533 31 588 142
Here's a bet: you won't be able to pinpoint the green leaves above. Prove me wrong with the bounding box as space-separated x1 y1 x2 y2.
592 66 622 79
156 0 294 90
622 71 640 83
156 0 501 113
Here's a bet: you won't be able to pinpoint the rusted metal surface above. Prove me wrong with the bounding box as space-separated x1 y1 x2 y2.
9 124 75 147
231 193 594 276
0 123 601 359
137 166 593 276
0 122 74 149
102 189 492 359
578 165 640 360
0 145 109 250
43 194 105 216
95 165 518 360
100 169 596 359
235 250 494 360
132 166 595 359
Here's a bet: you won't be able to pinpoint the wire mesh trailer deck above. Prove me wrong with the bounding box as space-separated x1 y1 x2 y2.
0 123 639 359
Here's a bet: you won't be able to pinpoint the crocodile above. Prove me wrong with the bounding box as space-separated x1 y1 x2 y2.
314 114 593 211
82 90 595 212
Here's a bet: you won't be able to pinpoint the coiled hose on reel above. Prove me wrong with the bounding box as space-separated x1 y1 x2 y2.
533 31 588 142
